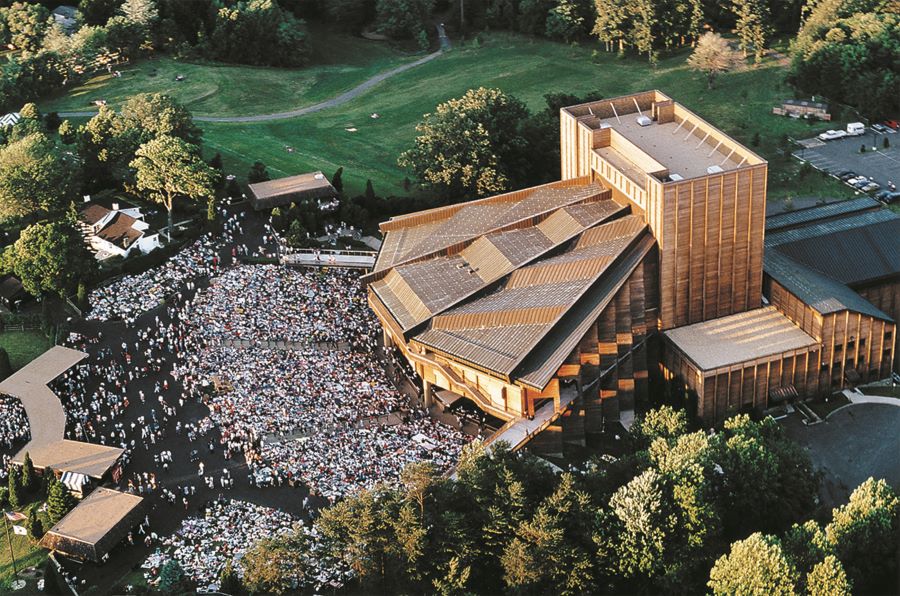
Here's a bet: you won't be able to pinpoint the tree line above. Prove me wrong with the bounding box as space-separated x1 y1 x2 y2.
227 407 898 594
0 92 218 300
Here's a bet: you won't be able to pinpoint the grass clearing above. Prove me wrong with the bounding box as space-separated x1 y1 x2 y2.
44 32 856 203
199 34 855 200
40 29 417 117
0 330 52 370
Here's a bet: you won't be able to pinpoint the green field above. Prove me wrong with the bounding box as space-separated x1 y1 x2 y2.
199 35 854 201
0 330 51 370
0 501 52 591
40 29 416 117
43 32 854 203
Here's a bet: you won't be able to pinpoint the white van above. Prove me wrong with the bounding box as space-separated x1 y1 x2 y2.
847 122 865 136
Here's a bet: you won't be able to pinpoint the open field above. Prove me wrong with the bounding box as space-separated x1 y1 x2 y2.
40 30 416 117
199 35 855 200
0 330 52 370
44 33 855 203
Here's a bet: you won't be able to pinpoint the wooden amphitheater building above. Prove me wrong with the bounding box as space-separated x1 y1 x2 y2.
366 91 896 446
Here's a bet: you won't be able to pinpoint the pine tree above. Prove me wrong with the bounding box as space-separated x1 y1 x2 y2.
0 348 12 381
76 282 88 311
209 152 224 171
218 560 242 594
159 559 186 593
731 0 771 63
46 479 78 526
365 179 376 201
8 466 22 510
332 167 344 193
21 452 35 493
27 507 43 539
248 161 270 183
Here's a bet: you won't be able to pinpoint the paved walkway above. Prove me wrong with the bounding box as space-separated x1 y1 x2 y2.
59 25 451 124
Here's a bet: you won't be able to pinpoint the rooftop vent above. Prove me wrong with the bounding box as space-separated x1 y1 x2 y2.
706 165 724 175
669 173 684 182
636 115 652 127
314 173 325 180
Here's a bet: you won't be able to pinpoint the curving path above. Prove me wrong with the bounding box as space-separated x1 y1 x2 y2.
59 25 452 124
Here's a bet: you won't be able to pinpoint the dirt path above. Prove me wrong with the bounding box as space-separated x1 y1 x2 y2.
59 27 451 124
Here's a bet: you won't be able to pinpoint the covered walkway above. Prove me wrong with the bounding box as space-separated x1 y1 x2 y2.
281 249 376 269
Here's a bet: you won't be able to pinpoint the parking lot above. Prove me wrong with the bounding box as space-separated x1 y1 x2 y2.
794 129 899 193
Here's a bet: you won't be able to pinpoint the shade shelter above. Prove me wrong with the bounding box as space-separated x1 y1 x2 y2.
40 488 144 563
248 172 336 211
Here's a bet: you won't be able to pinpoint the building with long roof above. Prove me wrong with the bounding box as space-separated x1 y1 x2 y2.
367 91 896 445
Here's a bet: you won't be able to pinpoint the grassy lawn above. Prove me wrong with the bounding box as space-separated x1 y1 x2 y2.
40 29 417 117
858 385 900 398
0 330 51 370
44 32 855 203
197 34 855 200
0 500 52 591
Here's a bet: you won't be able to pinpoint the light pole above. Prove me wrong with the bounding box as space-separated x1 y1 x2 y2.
4 514 18 577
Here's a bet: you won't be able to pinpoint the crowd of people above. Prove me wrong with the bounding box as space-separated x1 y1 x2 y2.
33 205 474 588
142 498 349 592
85 236 223 323
183 264 378 347
0 394 29 455
172 264 470 500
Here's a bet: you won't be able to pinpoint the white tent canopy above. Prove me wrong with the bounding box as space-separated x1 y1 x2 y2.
60 471 90 492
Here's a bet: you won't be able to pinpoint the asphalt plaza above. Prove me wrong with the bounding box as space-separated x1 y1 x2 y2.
781 402 900 508
795 130 900 191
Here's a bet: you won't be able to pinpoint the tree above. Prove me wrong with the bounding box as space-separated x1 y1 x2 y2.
0 348 12 381
76 282 88 310
7 466 22 510
27 506 43 539
21 452 35 493
58 120 76 145
688 32 741 88
374 0 434 41
592 0 629 53
131 135 218 241
807 555 851 596
399 87 531 199
218 559 241 594
120 93 202 146
120 0 159 27
630 405 689 447
11 219 96 298
18 102 40 121
46 479 78 526
4 2 49 52
248 160 270 183
731 0 771 63
332 166 344 193
825 477 899 592
80 0 122 25
205 0 309 67
209 152 223 171
158 559 186 593
365 178 376 201
708 533 798 595
545 0 585 42
433 556 472 596
323 0 373 33
0 133 79 224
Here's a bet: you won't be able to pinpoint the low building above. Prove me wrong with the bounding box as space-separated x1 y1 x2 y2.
78 201 162 260
40 487 144 563
764 199 899 379
773 99 831 120
248 172 337 211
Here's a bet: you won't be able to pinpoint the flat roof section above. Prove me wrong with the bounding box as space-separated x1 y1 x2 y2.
0 346 86 453
15 439 124 479
664 306 819 372
597 115 743 179
248 171 335 200
41 487 144 562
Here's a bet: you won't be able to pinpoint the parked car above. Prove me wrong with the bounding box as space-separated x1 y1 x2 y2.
884 120 899 130
871 123 889 134
875 190 900 204
818 129 848 141
838 171 858 181
847 176 868 187
861 182 880 193
847 122 866 136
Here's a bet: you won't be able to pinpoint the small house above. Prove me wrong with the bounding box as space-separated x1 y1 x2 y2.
78 201 162 260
